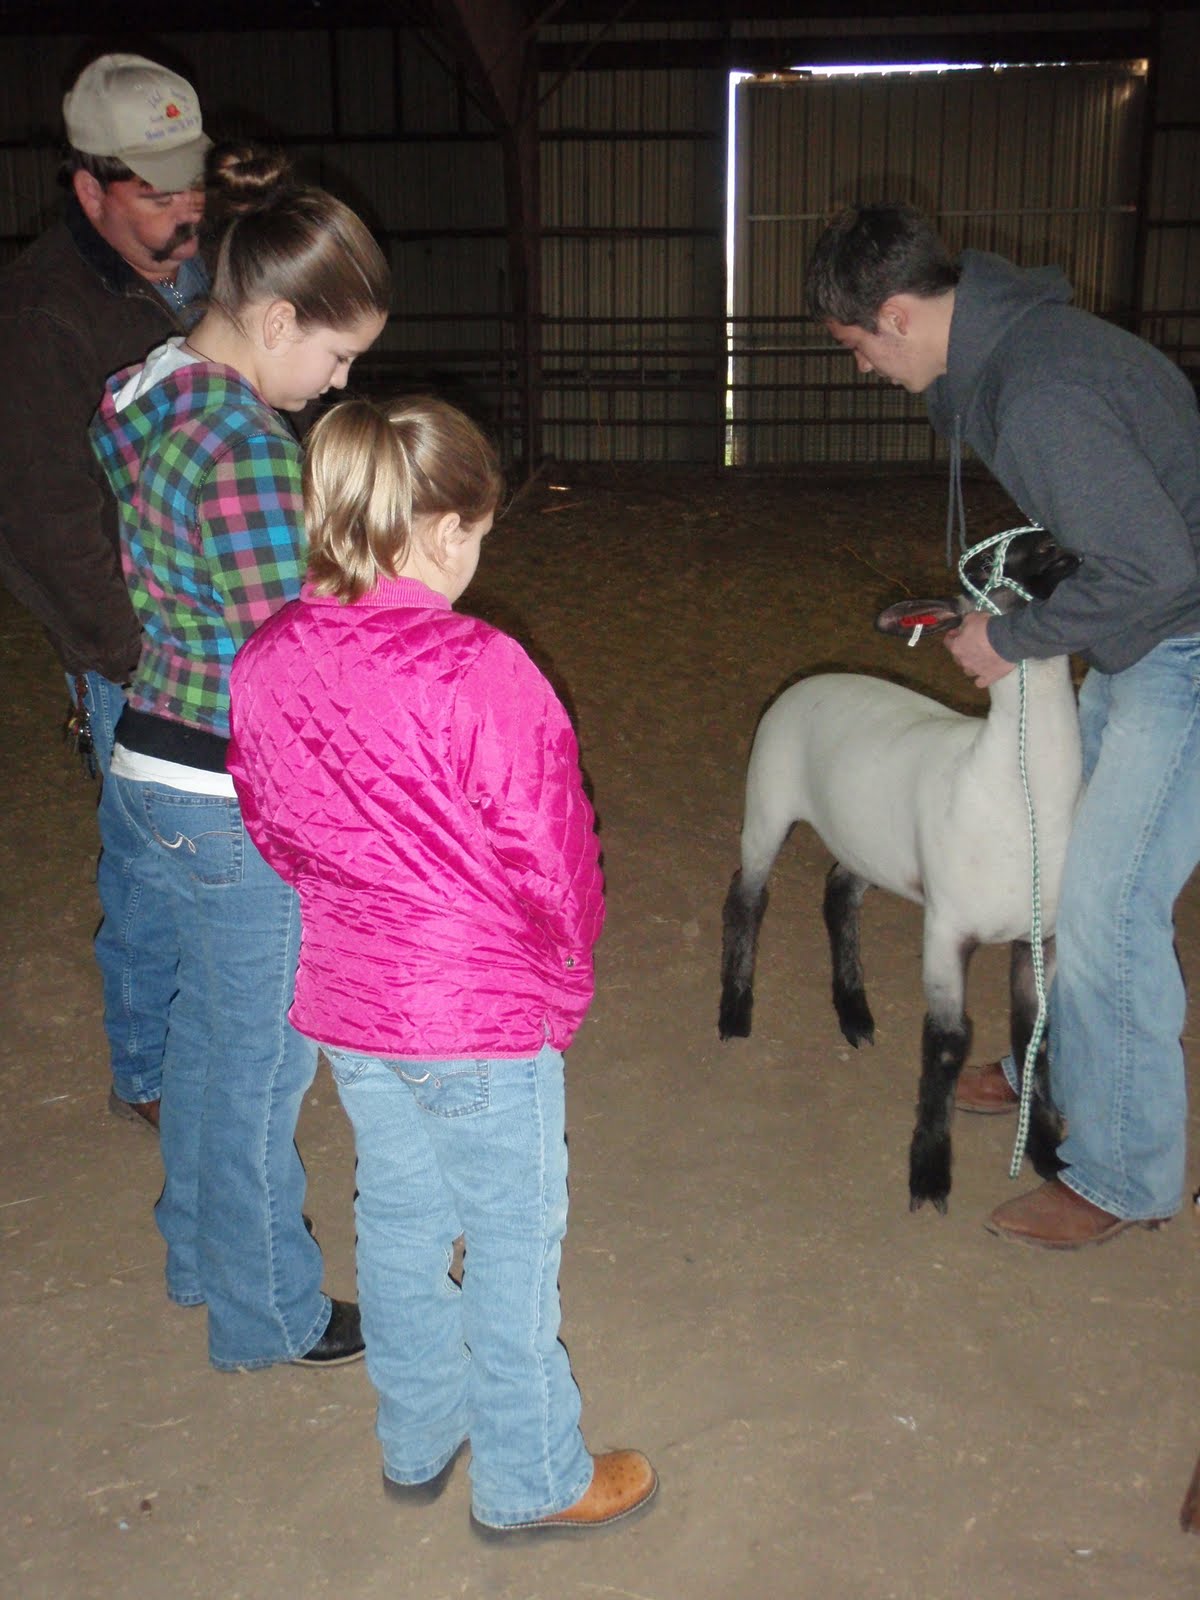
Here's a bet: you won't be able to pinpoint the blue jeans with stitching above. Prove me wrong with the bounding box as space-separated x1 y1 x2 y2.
99 771 328 1368
324 1040 592 1526
1050 637 1200 1219
75 671 172 1106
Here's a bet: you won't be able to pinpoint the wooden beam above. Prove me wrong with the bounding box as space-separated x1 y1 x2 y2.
420 0 533 127
420 0 544 472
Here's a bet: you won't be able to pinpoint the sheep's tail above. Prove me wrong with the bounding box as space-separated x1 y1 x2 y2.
719 869 769 1038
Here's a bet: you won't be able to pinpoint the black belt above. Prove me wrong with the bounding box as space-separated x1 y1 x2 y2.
115 705 230 775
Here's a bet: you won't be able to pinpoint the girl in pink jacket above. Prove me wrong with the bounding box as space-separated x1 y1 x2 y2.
227 397 656 1535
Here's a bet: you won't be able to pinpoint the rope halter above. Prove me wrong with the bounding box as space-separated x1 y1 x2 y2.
956 524 1047 1180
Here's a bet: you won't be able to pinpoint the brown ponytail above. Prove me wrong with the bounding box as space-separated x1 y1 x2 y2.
204 141 390 332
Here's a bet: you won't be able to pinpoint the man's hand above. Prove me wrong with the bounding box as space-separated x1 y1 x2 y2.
944 610 1016 688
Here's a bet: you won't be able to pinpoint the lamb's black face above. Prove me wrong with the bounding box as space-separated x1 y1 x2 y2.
962 529 1081 606
876 527 1082 638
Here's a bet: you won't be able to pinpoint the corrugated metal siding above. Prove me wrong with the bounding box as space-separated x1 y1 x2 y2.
1138 9 1200 384
0 36 96 258
538 65 727 462
731 63 1146 466
2 20 1190 468
0 144 58 257
1142 122 1200 371
170 29 506 384
170 29 336 137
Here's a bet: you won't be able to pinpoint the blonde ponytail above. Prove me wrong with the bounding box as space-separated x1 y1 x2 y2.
304 396 504 603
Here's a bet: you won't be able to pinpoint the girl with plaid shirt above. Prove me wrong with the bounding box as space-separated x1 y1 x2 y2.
88 147 389 1372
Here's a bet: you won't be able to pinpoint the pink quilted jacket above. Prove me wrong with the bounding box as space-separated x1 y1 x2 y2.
227 576 604 1059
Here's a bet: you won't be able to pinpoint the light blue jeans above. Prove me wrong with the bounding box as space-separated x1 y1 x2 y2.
99 773 328 1368
324 1041 592 1527
75 671 171 1106
1050 637 1200 1219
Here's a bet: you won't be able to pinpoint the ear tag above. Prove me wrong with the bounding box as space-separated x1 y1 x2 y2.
907 622 924 649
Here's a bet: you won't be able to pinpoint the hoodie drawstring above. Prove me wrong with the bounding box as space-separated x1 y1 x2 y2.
945 414 968 567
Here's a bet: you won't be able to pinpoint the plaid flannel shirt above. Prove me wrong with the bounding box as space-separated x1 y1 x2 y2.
90 358 304 737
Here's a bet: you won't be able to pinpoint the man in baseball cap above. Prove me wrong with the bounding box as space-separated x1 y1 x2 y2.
63 52 212 194
62 53 211 283
0 53 214 1133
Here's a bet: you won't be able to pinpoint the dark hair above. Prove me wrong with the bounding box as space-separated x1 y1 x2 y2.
204 141 391 332
305 396 504 603
805 202 960 330
59 146 135 188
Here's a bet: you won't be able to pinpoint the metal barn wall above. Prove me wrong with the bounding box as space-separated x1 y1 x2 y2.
731 63 1146 467
176 26 510 408
536 7 1196 467
0 36 101 252
537 63 727 463
0 11 1194 470
1139 8 1200 385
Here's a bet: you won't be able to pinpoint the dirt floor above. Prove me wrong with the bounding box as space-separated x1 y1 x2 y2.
2 467 1199 1600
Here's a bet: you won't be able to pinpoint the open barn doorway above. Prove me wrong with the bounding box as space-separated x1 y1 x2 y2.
726 59 1147 467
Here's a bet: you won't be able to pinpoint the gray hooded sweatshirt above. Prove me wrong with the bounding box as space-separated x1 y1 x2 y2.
925 249 1200 673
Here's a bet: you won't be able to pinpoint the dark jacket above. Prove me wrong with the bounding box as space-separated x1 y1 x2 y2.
0 195 198 680
926 249 1200 674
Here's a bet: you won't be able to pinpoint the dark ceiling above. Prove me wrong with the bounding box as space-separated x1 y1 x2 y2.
0 2 1158 91
0 0 1159 35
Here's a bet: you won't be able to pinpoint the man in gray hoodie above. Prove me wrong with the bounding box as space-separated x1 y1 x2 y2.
805 201 1200 1248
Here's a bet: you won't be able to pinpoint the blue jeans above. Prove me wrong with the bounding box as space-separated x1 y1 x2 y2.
325 1041 592 1527
1050 637 1200 1219
74 671 171 1106
72 668 124 774
99 773 328 1368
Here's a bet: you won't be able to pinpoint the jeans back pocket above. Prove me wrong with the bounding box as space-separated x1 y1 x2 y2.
142 790 245 886
398 1060 491 1118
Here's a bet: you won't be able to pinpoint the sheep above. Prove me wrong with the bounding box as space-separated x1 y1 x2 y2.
718 528 1082 1213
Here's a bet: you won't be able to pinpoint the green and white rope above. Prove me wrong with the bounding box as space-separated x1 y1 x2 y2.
956 524 1047 1179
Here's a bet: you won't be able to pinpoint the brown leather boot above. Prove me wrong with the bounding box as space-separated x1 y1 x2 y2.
985 1179 1168 1249
955 1060 1018 1115
473 1450 658 1537
108 1089 161 1132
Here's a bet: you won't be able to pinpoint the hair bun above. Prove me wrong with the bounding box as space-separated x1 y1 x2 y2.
205 140 294 219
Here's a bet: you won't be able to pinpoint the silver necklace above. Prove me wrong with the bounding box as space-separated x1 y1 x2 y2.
158 276 188 312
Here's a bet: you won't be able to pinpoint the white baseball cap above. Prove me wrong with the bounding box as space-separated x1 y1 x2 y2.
63 53 211 192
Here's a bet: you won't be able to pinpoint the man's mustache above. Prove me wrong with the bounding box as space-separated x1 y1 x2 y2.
150 221 200 263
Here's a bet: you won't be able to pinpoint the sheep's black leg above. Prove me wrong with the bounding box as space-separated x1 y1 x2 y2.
823 863 874 1047
719 870 769 1039
909 1013 972 1212
909 927 974 1212
1009 936 1064 1178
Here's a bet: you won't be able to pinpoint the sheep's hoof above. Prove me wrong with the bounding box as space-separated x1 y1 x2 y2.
718 985 753 1040
833 990 874 1048
909 1134 952 1213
